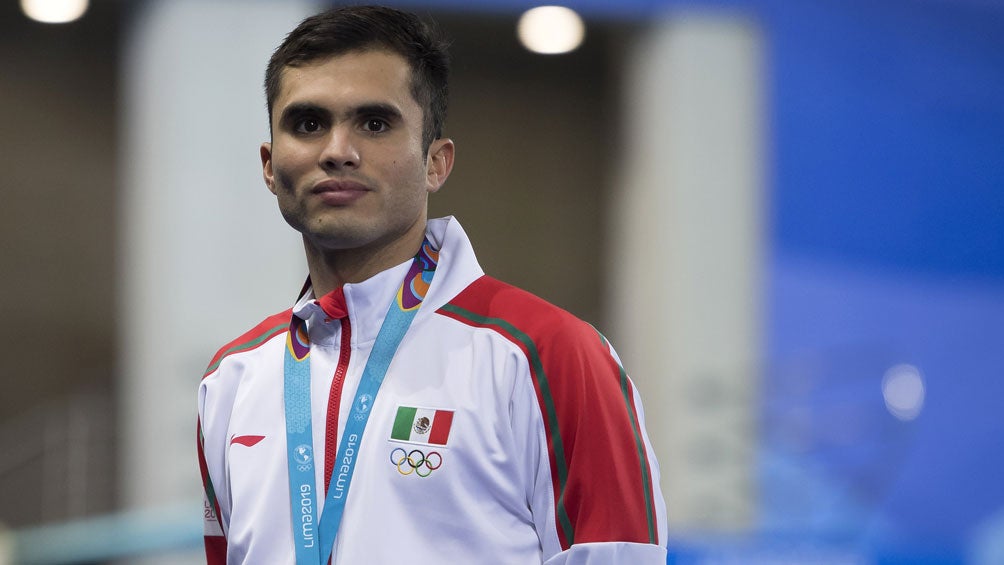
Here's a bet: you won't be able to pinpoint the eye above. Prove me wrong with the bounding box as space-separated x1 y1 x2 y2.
294 118 322 134
362 118 388 133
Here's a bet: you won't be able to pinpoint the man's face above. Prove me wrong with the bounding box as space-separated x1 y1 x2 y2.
261 49 453 254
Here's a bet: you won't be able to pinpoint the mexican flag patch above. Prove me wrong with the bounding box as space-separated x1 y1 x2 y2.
391 406 454 446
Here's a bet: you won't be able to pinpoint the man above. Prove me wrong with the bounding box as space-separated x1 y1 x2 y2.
198 6 667 564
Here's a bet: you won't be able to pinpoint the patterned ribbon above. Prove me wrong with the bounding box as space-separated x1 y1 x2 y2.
284 239 439 564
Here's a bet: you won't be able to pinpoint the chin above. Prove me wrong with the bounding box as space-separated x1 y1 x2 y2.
305 226 378 251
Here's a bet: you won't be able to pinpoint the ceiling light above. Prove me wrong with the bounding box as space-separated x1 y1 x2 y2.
21 0 89 24
517 6 585 55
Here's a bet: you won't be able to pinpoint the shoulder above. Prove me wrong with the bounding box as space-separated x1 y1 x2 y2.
202 309 291 378
437 276 610 366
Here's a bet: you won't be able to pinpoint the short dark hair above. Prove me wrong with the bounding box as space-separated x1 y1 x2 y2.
265 5 450 151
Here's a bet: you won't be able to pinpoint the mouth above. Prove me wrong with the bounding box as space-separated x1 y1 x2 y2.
310 179 371 206
311 179 371 195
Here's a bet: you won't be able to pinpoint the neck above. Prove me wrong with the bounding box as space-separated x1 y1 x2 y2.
303 224 427 298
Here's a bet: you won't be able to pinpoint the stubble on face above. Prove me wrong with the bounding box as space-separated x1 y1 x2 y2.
272 160 427 254
265 50 434 260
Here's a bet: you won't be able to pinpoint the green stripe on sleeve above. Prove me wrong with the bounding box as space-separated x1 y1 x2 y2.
618 364 657 543
439 303 574 544
204 322 287 375
597 326 658 544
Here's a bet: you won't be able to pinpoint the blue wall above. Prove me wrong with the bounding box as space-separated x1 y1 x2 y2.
765 0 1004 556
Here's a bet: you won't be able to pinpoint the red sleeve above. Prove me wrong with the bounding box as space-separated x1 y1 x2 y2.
534 318 660 548
439 276 661 550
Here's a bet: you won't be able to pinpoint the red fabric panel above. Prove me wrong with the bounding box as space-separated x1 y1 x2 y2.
440 275 658 548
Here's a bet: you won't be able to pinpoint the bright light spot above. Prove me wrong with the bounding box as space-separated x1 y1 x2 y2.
882 364 925 421
517 6 585 55
20 0 89 24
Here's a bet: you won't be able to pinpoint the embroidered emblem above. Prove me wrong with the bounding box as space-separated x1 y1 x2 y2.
389 447 443 478
390 406 454 446
230 434 266 447
413 416 431 435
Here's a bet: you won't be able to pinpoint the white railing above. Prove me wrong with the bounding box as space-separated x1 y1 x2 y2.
1 501 201 564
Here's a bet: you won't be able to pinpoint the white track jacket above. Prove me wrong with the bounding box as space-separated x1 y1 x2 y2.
198 217 667 564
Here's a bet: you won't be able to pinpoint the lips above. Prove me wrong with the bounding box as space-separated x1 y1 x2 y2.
311 179 371 206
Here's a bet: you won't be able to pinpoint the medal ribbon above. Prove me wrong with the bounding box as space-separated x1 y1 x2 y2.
284 239 439 564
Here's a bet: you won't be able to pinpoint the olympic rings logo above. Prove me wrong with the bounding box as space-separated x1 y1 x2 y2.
389 447 442 477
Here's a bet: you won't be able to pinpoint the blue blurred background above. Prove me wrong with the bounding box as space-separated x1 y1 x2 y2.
770 0 1003 557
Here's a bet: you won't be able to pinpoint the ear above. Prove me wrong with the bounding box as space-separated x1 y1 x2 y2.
260 142 277 195
425 138 455 194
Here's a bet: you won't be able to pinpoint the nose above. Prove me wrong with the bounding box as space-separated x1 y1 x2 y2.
319 126 359 171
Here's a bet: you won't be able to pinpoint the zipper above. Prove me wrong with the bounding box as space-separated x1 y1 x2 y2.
324 316 351 494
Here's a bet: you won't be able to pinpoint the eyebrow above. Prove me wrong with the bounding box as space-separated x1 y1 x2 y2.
278 101 403 128
350 103 403 124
